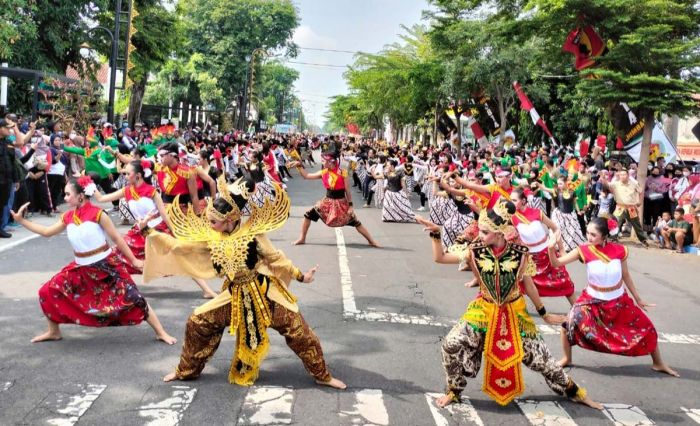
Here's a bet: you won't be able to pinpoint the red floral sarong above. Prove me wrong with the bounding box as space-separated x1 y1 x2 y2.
315 198 356 227
566 290 658 356
38 252 149 327
530 249 575 297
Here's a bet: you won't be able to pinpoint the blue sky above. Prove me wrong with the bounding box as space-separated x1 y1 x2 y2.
284 0 429 127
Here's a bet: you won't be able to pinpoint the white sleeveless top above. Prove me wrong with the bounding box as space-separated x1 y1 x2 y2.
62 204 110 265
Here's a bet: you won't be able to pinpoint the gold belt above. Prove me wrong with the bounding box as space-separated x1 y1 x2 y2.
74 243 109 258
481 291 522 305
587 280 623 293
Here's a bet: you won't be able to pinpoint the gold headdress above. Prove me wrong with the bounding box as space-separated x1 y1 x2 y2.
478 201 516 236
205 175 253 222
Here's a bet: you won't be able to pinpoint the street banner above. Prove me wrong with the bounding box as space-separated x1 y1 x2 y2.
472 94 502 137
562 26 608 71
465 110 489 148
610 103 678 163
513 81 558 146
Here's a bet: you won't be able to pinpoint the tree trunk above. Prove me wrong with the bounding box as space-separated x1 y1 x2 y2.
637 110 655 221
127 76 148 128
432 101 439 147
495 86 508 150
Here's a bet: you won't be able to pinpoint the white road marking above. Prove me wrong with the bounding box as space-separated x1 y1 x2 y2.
601 403 654 425
335 227 700 344
239 386 294 425
336 228 358 314
339 389 389 426
46 383 106 426
2 381 13 392
516 399 577 426
138 385 197 426
682 407 700 424
425 392 484 426
0 234 39 254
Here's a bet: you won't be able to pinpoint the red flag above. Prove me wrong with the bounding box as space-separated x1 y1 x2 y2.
579 138 590 157
562 26 607 71
464 110 488 147
346 123 360 135
513 81 557 146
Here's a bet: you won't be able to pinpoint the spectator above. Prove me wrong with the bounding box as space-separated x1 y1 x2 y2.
653 211 671 247
602 168 649 247
661 208 692 253
0 119 20 238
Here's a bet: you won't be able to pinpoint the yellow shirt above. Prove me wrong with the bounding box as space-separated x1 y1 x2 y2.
609 179 642 206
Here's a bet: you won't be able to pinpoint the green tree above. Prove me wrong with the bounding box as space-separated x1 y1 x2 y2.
255 61 299 124
529 0 700 200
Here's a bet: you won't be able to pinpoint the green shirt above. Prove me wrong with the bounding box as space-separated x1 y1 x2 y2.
669 219 690 234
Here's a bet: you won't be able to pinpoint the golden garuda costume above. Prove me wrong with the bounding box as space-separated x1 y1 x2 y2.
144 176 333 385
440 202 587 406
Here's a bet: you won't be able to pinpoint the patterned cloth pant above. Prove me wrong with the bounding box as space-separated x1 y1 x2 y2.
441 321 572 396
175 298 331 383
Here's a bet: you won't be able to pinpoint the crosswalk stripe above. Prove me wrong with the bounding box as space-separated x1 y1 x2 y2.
516 399 577 426
137 385 197 426
46 383 106 426
339 388 390 426
239 386 294 425
425 393 484 426
601 403 654 425
682 407 700 424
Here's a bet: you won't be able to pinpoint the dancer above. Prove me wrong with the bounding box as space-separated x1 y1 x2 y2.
538 177 586 252
438 171 476 249
381 159 419 223
10 176 176 344
144 176 346 389
510 188 576 304
156 142 202 214
548 217 678 377
95 159 218 298
290 152 379 246
422 201 600 409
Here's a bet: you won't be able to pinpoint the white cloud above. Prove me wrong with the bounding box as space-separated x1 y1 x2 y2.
292 25 337 50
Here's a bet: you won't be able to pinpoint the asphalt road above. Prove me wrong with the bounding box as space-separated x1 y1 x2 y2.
1 168 699 426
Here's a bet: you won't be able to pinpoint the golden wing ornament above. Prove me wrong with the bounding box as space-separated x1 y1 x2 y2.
166 195 218 242
239 181 291 236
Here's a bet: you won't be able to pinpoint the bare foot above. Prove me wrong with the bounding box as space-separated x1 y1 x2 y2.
202 291 217 299
464 278 478 288
573 394 603 410
31 331 62 343
315 377 347 389
369 241 382 248
652 363 680 377
435 393 458 408
156 333 178 345
163 372 179 382
292 238 306 246
557 357 572 367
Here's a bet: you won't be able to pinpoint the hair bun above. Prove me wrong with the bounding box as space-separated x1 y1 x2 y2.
503 201 516 215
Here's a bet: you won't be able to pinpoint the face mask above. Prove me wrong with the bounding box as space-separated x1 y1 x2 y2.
651 173 659 177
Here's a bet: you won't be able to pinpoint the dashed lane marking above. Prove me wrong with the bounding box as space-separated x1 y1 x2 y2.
138 385 197 426
516 399 577 426
335 229 700 345
601 403 654 425
239 386 294 425
45 383 106 426
682 407 700 424
425 392 484 426
339 388 390 426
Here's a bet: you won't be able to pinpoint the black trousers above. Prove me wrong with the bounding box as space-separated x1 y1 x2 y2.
48 174 65 209
27 176 51 213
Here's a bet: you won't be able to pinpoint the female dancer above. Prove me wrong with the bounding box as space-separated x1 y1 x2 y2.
10 176 176 344
290 152 379 246
94 160 218 298
510 187 576 304
422 202 600 409
428 167 458 227
381 159 418 223
145 176 346 389
538 177 586 252
438 170 476 249
548 217 678 376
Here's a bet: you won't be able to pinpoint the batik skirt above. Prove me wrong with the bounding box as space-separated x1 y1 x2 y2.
530 249 575 297
38 251 149 327
306 197 360 227
243 179 277 215
565 290 658 356
442 211 474 249
382 190 416 223
552 209 586 252
430 196 457 226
